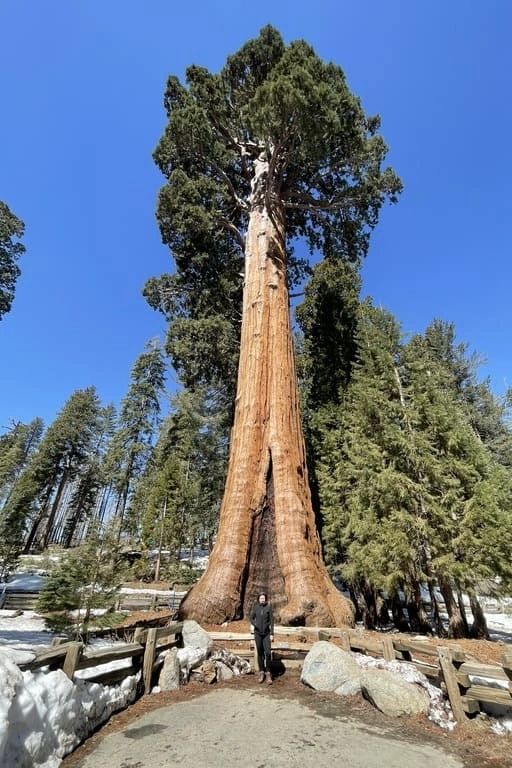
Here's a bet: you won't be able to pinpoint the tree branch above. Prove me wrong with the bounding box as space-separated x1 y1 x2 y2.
216 218 246 250
284 195 361 212
206 158 249 212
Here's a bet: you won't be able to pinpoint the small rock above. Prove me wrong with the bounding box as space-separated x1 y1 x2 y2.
158 648 180 691
216 661 234 681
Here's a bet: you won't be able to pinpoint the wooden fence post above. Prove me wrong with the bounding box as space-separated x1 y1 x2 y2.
340 631 351 651
382 636 395 662
63 642 83 680
502 653 512 681
438 646 466 723
143 628 158 694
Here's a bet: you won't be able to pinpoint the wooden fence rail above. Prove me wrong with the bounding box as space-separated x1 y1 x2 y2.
116 591 187 612
17 622 512 724
214 625 512 723
19 621 184 694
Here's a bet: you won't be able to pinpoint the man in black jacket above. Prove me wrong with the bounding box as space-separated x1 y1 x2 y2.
250 592 274 684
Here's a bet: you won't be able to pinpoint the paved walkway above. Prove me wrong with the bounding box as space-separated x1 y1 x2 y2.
74 688 464 768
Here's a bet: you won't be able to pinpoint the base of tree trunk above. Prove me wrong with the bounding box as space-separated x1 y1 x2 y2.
179 582 354 628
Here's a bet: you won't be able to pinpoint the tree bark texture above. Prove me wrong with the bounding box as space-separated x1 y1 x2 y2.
438 575 466 638
180 175 354 627
468 589 490 640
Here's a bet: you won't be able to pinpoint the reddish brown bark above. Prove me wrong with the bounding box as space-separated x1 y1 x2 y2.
180 176 354 628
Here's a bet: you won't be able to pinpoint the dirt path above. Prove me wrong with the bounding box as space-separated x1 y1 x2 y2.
62 670 511 768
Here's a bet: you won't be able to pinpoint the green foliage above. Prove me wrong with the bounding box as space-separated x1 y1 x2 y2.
0 201 25 320
60 403 117 547
37 520 129 639
164 561 202 586
147 25 401 402
103 343 167 534
296 259 361 412
17 387 106 551
0 418 43 505
316 301 512 623
135 386 228 554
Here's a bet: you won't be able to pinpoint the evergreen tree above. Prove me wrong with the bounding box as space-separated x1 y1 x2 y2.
11 388 105 552
150 25 401 626
134 386 228 579
295 258 361 529
317 302 432 629
103 343 166 535
0 201 25 320
58 404 117 547
318 304 512 637
404 331 512 636
37 519 129 639
296 259 361 413
0 418 43 506
422 319 512 469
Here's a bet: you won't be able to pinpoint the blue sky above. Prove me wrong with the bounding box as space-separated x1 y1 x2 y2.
1 1 511 429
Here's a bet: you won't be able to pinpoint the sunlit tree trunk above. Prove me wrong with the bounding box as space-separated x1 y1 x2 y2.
180 164 354 627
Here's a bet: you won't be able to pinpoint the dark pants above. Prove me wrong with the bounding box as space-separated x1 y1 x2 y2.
254 631 272 672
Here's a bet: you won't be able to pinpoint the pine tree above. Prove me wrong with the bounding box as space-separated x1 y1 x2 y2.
37 519 129 639
404 331 512 636
134 386 228 579
316 302 432 629
316 303 512 637
151 26 401 626
58 404 117 547
103 343 166 536
295 258 361 531
422 319 512 469
13 388 104 552
0 201 25 320
0 418 43 505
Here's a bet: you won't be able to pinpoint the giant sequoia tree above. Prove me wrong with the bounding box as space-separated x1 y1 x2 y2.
152 27 401 626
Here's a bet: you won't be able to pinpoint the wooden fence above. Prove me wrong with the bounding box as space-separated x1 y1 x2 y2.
115 591 186 612
17 622 512 724
19 622 184 695
210 625 512 724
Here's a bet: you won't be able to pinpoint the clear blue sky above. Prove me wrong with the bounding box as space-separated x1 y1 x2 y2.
1 1 511 429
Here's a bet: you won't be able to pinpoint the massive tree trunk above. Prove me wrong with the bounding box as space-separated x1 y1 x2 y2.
180 163 354 627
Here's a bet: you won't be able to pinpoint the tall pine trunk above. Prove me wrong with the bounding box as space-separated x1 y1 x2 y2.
180 168 354 627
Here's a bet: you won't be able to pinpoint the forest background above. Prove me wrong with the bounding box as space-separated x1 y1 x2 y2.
1 2 511 638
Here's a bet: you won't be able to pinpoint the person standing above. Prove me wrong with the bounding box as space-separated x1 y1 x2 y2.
250 592 274 684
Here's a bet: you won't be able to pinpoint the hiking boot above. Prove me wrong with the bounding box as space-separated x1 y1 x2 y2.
265 672 273 685
258 671 265 683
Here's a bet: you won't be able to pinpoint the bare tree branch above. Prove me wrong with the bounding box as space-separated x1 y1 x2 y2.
217 218 246 250
206 158 249 212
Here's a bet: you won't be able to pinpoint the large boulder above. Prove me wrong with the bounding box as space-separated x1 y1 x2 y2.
181 620 212 652
301 641 361 695
360 668 430 717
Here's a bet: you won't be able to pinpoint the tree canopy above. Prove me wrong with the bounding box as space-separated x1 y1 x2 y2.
145 24 401 397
